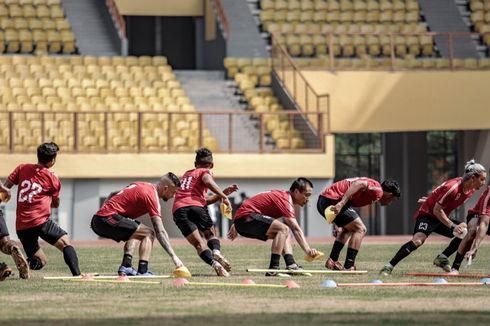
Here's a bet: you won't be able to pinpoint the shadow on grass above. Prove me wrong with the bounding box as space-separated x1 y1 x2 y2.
3 311 490 326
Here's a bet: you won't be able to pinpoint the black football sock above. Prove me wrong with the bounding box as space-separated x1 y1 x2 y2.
207 239 221 251
451 252 465 271
283 254 296 267
269 253 281 269
137 260 148 274
121 254 133 268
389 241 417 267
199 249 214 266
329 240 344 261
63 245 81 276
344 247 359 269
441 237 462 258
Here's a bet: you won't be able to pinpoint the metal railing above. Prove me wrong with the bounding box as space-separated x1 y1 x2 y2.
106 0 128 55
272 31 485 70
213 0 230 40
271 34 331 133
0 110 326 154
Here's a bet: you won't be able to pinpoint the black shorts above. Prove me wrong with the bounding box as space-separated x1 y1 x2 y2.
317 196 360 227
413 214 458 238
467 213 490 236
90 214 139 242
0 210 9 238
16 220 67 258
173 206 214 237
234 213 277 241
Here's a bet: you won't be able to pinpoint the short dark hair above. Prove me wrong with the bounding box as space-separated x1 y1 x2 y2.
166 172 181 187
381 179 401 198
290 177 314 192
195 147 213 165
37 142 59 164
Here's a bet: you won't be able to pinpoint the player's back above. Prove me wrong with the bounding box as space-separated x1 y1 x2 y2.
8 163 60 230
172 168 211 212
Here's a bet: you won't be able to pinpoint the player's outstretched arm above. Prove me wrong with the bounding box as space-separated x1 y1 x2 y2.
202 175 233 207
466 215 490 258
150 216 183 267
284 217 318 257
206 184 239 205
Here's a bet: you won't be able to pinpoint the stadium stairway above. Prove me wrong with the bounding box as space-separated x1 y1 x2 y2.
174 70 270 152
220 0 269 58
61 0 120 55
418 0 479 57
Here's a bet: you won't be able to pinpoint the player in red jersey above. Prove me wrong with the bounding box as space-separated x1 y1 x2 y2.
227 178 319 276
449 179 490 273
318 177 401 271
0 187 29 280
172 148 238 277
0 143 81 276
91 173 185 276
380 160 486 275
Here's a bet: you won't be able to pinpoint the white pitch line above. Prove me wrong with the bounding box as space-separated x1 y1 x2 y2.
247 269 367 274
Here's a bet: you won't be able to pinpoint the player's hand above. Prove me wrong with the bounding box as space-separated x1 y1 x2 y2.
307 248 318 257
0 185 11 203
227 225 237 241
454 223 466 235
332 203 343 215
223 184 239 196
465 249 477 259
417 196 427 204
222 197 232 210
172 255 184 268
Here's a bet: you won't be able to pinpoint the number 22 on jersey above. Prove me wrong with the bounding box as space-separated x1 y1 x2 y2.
18 180 43 203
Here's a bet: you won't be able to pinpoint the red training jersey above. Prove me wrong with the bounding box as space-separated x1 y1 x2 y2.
96 182 161 219
172 168 212 213
234 190 295 220
8 163 61 231
415 177 476 219
320 177 383 207
468 186 490 217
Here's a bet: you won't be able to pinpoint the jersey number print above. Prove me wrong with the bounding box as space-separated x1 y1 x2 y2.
18 180 43 203
181 177 193 190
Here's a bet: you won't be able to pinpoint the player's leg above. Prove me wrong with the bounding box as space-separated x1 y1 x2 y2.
265 219 289 273
17 227 47 278
380 215 433 275
342 217 367 270
201 207 232 272
450 216 479 272
118 239 140 276
37 219 81 276
326 207 358 270
130 224 155 275
431 221 460 272
0 214 29 279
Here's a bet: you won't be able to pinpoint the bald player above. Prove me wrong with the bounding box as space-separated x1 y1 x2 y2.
91 173 185 276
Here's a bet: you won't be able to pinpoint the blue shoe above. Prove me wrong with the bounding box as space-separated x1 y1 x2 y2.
136 271 154 277
118 265 137 276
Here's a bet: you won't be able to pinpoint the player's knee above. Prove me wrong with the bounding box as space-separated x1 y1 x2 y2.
28 256 45 270
412 239 424 247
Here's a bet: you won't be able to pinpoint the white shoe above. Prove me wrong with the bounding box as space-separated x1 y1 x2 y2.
212 251 231 272
212 261 230 277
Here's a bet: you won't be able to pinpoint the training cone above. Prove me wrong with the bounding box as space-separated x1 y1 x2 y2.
117 275 129 282
304 251 325 262
433 277 448 284
370 279 383 284
283 280 300 289
320 279 337 288
480 277 490 284
220 202 233 220
173 266 192 278
173 278 190 287
241 278 256 285
324 206 336 224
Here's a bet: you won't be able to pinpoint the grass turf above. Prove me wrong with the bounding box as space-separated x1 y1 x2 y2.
0 241 489 325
